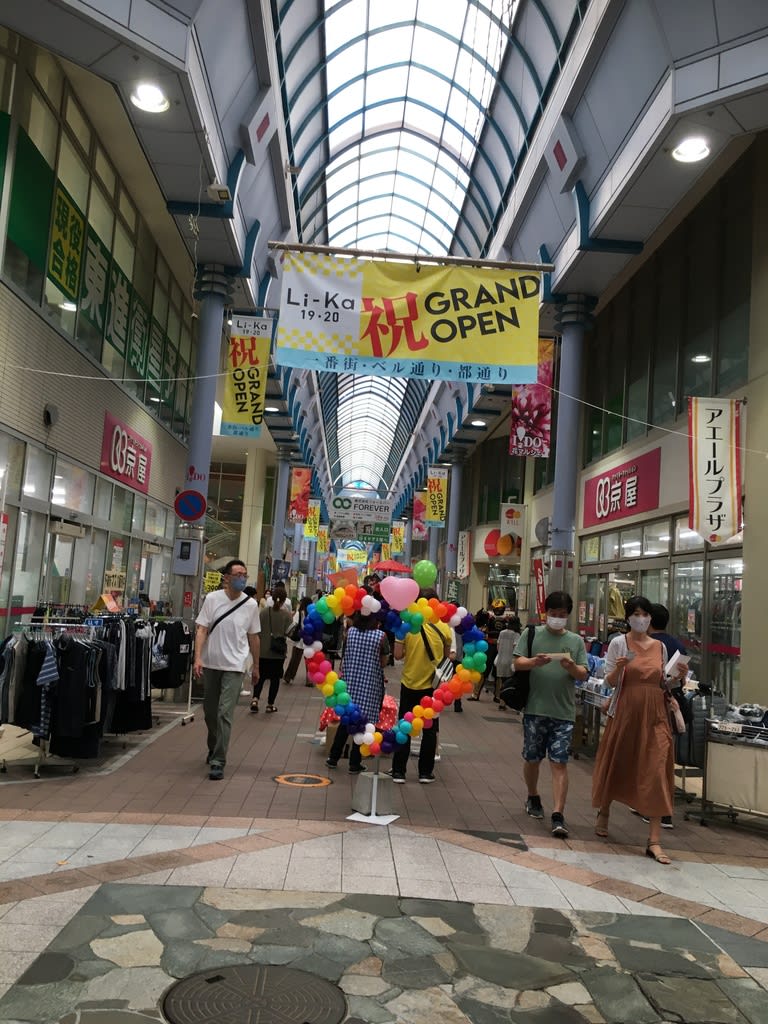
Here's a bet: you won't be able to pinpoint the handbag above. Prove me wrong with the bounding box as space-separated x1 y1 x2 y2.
499 625 536 710
268 610 288 657
420 625 453 685
286 618 302 642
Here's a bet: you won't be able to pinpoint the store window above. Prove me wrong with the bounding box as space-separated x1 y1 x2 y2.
52 457 93 514
682 192 717 399
604 299 625 453
23 444 52 501
717 160 751 393
0 506 18 611
709 555 742 703
671 560 704 679
674 515 704 552
581 535 600 564
12 508 48 609
619 526 642 559
626 265 651 442
84 528 108 606
93 477 112 522
144 500 166 538
599 531 619 561
94 144 115 198
643 520 670 556
652 235 681 426
64 93 90 158
0 431 26 502
131 494 146 533
111 486 133 533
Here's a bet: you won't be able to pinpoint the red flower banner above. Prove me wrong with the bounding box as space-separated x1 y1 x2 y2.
509 338 554 458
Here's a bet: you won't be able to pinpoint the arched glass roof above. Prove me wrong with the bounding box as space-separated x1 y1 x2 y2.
273 0 579 497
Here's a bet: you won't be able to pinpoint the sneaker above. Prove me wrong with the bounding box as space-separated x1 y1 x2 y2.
661 816 674 829
348 764 367 774
525 795 544 819
434 754 441 762
325 758 338 769
453 703 463 713
418 774 436 784
551 812 569 838
208 766 224 781
386 770 406 783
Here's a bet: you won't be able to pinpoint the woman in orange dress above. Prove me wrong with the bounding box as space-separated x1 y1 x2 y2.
592 596 683 864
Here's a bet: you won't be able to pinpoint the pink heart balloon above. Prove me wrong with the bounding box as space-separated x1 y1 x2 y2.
379 575 420 611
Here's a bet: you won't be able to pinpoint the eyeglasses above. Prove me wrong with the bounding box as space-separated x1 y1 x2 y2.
229 571 248 578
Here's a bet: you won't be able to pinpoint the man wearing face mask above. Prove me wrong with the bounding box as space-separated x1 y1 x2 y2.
513 591 588 837
194 559 261 780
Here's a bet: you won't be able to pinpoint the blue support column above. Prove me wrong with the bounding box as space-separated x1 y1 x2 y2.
403 520 413 567
307 539 317 580
271 454 291 563
444 460 462 575
549 294 594 596
290 522 303 572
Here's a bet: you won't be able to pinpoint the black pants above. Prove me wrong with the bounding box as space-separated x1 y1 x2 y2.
283 645 304 683
254 657 284 705
328 724 361 769
391 685 439 778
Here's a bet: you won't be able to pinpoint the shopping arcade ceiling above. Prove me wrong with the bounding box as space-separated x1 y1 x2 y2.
272 0 587 506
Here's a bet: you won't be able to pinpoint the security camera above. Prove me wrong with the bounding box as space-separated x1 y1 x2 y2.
206 182 232 203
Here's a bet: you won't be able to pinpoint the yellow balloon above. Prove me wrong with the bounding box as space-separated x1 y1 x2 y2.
412 706 424 718
411 719 423 734
334 587 346 600
407 602 419 614
374 731 383 744
360 744 371 757
321 683 335 697
326 672 339 686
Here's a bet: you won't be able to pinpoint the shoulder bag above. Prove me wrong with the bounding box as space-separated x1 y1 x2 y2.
286 611 302 643
268 609 288 658
661 650 686 735
206 596 250 636
499 624 536 710
420 625 453 685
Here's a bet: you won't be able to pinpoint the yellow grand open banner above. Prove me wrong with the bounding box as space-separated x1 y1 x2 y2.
276 252 540 384
221 316 272 437
391 525 404 553
425 466 448 527
304 499 321 538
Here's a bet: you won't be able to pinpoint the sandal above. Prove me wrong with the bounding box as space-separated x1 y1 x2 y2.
250 700 259 714
266 705 278 713
595 811 609 838
645 842 671 864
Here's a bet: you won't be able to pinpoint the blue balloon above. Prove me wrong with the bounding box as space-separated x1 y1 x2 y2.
477 640 489 652
395 731 408 744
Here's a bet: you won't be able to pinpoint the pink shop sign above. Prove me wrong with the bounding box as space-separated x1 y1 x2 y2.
99 412 153 495
583 447 661 529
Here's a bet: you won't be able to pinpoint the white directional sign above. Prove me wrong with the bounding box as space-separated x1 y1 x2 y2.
330 495 392 523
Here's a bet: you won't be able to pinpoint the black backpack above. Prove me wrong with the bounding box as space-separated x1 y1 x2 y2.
499 624 536 711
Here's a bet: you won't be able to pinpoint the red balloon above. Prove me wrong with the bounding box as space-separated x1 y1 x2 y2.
422 718 433 729
420 695 433 708
432 699 444 713
441 689 455 704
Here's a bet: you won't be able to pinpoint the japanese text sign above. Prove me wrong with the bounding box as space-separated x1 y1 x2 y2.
391 525 404 553
276 252 540 385
99 412 152 495
222 316 272 437
688 398 742 544
509 339 553 458
48 182 84 303
304 499 321 539
425 467 448 527
456 530 471 580
316 525 329 555
533 558 547 617
582 448 661 529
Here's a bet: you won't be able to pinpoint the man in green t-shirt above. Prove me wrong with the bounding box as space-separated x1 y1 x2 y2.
513 591 588 838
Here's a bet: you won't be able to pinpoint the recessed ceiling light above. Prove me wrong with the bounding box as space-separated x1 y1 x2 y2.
149 396 162 403
691 354 711 364
470 419 486 427
671 136 710 163
130 82 170 113
58 301 77 312
265 406 279 413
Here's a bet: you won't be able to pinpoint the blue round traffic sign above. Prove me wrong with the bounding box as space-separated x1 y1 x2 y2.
175 489 207 522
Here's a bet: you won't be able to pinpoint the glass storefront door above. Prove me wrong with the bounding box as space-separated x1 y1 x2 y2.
671 559 704 682
708 554 742 703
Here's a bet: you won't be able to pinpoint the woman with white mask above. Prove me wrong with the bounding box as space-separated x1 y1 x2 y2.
592 595 685 863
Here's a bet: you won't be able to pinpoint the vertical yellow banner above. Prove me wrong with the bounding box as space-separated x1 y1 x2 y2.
381 543 391 561
425 467 449 526
391 525 404 553
304 499 320 538
316 525 329 554
222 317 272 437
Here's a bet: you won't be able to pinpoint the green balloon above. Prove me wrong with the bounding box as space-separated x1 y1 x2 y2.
413 559 437 587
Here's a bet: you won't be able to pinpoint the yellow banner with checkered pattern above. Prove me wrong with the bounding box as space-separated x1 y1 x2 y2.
276 252 540 385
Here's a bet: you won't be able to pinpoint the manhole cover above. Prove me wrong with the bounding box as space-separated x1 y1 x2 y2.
163 964 347 1024
273 772 332 787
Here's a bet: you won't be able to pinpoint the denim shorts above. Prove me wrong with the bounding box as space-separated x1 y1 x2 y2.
522 714 574 764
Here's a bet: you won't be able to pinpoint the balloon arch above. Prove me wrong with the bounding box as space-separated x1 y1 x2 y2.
304 560 487 757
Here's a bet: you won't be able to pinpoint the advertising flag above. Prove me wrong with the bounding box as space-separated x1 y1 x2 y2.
457 531 471 580
391 525 404 553
288 467 312 523
221 316 272 437
304 499 321 539
500 502 527 541
509 338 554 458
381 543 392 561
425 466 449 527
412 491 428 542
688 398 742 545
316 525 329 555
276 252 540 385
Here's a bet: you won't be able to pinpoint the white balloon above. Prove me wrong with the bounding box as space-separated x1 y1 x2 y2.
360 605 372 616
449 614 461 627
353 732 366 744
457 606 468 618
312 640 323 652
370 599 381 613
303 647 314 659
363 733 375 745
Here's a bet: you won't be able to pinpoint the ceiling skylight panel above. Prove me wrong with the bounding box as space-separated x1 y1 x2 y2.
407 66 451 110
412 24 457 78
416 0 468 37
440 119 471 161
358 194 396 219
326 155 364 192
402 101 443 140
325 39 367 91
367 24 416 68
391 174 434 208
325 0 367 42
358 150 399 176
369 0 417 31
365 65 410 106
328 113 364 148
327 83 365 133
363 99 407 134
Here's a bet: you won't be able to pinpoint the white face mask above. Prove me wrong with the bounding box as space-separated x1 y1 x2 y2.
546 616 568 631
629 614 651 633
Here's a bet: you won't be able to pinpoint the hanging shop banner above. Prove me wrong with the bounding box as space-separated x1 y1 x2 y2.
271 559 290 585
329 567 357 588
500 502 527 541
583 447 661 529
357 521 391 543
381 543 392 561
329 495 392 522
328 554 338 573
340 547 368 564
456 530 471 580
48 181 85 303
532 558 547 617
425 467 449 527
412 491 428 542
509 338 554 458
99 412 152 495
304 499 321 539
288 467 312 523
276 252 540 385
474 526 522 563
221 316 272 438
391 524 404 553
316 525 329 555
688 397 742 545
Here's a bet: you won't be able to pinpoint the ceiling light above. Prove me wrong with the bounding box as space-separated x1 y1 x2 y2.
691 354 711 364
265 406 279 413
130 82 170 113
671 137 710 163
470 419 486 427
58 301 77 312
149 396 162 403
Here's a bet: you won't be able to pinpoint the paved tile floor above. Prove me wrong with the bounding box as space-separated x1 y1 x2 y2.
0 676 767 1022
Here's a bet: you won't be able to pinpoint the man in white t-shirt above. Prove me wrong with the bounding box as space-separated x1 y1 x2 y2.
194 559 260 780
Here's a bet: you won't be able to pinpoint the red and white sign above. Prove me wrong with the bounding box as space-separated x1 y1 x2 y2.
533 558 547 616
100 412 152 495
688 398 742 545
183 590 193 608
583 448 661 529
456 530 471 580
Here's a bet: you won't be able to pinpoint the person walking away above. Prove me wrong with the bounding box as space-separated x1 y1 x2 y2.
325 611 390 774
389 589 451 784
194 559 260 781
252 583 292 713
494 616 521 709
592 596 687 862
284 596 310 686
514 591 588 837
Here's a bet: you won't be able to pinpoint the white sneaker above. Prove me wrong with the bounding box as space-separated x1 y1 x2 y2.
434 754 441 762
